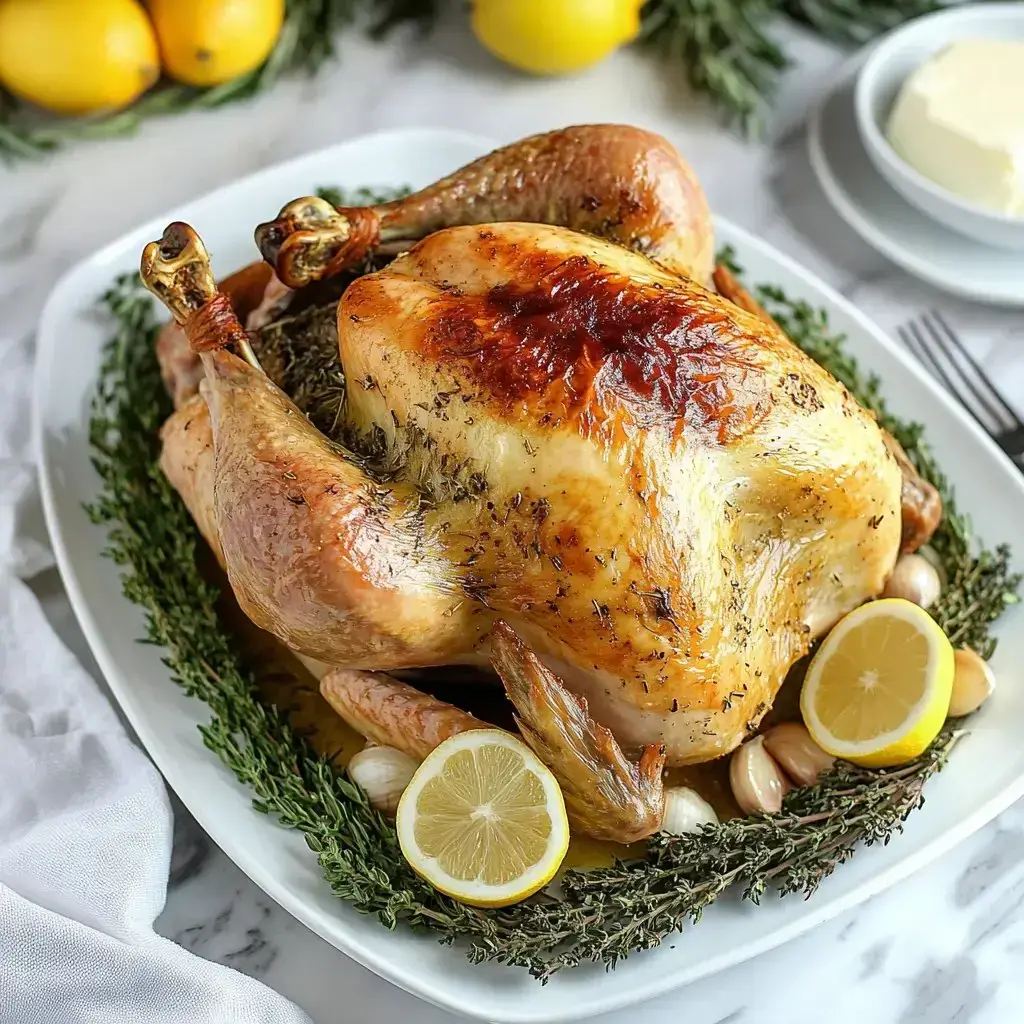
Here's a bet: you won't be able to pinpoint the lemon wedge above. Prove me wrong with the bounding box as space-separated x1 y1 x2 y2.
800 598 954 768
395 730 569 908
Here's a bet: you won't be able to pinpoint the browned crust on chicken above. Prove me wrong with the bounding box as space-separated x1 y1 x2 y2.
399 244 772 446
257 125 715 288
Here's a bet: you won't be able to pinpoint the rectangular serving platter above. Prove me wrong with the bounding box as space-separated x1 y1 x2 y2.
34 127 1024 1023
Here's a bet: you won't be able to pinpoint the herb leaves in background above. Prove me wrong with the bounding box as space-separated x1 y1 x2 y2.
638 0 946 134
1 0 958 161
86 218 1019 977
639 0 788 138
0 0 429 163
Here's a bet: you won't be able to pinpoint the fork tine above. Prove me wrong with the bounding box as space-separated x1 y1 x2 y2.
926 310 1024 430
901 320 966 404
918 315 1009 430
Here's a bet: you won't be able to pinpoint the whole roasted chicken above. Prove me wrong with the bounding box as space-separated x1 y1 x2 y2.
143 126 939 843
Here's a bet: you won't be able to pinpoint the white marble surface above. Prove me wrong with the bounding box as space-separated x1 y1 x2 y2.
5 13 1024 1024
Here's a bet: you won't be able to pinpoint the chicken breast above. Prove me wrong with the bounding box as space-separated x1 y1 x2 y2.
332 221 902 763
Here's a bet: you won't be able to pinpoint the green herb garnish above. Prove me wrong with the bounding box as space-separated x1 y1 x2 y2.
87 215 1018 979
2 1 956 160
637 0 946 135
0 0 428 163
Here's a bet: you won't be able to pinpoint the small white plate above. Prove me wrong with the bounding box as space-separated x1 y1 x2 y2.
34 128 1024 1023
808 50 1024 307
854 3 1024 251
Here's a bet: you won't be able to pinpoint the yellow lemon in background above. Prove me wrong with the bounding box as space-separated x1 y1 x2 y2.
149 0 284 88
0 0 159 115
472 0 642 76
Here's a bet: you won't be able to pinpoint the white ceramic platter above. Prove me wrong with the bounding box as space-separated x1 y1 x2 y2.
35 128 1024 1023
808 50 1024 307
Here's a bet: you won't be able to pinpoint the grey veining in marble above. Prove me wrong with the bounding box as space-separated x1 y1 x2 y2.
7 12 1024 1024
168 793 211 888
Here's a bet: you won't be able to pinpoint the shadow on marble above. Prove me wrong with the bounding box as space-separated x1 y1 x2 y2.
168 792 212 888
765 128 883 286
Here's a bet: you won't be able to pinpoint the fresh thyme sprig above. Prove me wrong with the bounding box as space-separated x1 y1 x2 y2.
88 231 1018 977
483 728 960 977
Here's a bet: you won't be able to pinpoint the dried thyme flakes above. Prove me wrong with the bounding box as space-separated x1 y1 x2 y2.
86 237 1018 978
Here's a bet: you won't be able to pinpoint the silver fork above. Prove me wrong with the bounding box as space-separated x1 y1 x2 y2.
897 310 1024 463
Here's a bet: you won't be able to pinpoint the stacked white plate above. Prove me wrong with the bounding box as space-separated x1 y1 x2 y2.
808 4 1024 307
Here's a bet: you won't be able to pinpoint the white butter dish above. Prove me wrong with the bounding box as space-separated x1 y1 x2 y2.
855 3 1024 251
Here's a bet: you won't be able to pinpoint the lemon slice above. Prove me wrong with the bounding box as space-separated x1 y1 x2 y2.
800 598 954 768
396 730 569 907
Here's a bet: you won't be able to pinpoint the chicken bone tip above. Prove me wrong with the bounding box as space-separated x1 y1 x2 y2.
255 196 381 289
140 221 217 324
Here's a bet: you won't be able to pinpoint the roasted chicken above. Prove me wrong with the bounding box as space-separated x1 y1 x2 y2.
143 125 939 842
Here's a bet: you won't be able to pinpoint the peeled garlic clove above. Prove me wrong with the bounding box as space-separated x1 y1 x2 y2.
948 647 995 717
729 736 788 815
762 721 834 787
916 544 948 589
347 744 419 815
660 786 719 835
882 552 941 608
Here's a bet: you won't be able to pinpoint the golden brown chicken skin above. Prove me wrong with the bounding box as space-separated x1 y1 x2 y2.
144 117 910 769
332 222 902 764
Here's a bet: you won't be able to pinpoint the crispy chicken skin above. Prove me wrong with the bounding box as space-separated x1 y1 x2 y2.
148 213 902 766
332 222 902 763
256 124 715 290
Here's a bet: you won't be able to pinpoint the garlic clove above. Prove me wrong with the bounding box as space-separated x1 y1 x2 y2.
729 736 788 815
762 721 834 787
881 552 942 608
915 544 948 589
948 647 996 717
347 744 419 815
660 786 719 835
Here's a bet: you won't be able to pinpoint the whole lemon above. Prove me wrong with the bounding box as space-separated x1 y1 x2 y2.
149 0 284 88
0 0 159 116
471 0 642 76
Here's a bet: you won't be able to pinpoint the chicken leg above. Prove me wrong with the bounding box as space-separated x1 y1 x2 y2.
141 223 480 667
255 125 715 288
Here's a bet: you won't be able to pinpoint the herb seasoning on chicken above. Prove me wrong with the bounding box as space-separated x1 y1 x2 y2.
143 126 942 843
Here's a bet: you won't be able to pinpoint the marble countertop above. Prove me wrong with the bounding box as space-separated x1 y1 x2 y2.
6 13 1024 1024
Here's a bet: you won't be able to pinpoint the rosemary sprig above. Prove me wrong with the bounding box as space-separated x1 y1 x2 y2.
638 0 946 134
782 0 943 45
639 0 787 138
0 0 971 159
88 232 1018 977
0 0 429 163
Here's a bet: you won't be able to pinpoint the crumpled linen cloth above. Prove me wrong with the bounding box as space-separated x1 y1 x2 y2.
0 330 310 1023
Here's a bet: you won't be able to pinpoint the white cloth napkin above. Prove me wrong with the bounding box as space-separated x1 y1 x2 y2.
0 330 310 1023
